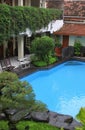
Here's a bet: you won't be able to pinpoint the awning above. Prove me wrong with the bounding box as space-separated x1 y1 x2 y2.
54 23 85 36
20 20 63 37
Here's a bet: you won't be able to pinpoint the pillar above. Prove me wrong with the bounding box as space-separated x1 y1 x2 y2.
3 41 7 58
17 36 24 60
18 0 23 6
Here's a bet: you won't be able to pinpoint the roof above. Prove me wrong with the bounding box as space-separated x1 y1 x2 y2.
53 23 85 36
64 1 85 17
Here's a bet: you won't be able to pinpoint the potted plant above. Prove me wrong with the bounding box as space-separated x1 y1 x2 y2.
55 37 62 57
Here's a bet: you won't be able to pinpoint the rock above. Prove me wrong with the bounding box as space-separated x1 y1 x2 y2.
31 111 49 122
5 109 17 116
0 113 6 120
10 109 30 123
48 111 58 125
0 109 82 130
70 119 82 128
24 113 31 120
48 111 82 130
56 114 73 123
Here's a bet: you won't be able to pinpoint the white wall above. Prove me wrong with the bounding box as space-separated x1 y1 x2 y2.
69 36 85 46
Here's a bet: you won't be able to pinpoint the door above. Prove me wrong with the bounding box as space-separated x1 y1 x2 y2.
62 35 69 48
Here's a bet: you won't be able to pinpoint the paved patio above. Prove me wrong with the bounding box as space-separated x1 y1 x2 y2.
0 54 32 73
0 56 85 78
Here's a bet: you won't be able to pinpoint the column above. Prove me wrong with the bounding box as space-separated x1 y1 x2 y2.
17 36 24 60
40 0 46 8
18 0 23 6
29 0 31 6
12 37 16 56
12 0 15 6
3 41 7 58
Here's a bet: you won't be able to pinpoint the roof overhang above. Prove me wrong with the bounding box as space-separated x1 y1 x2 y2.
53 23 85 36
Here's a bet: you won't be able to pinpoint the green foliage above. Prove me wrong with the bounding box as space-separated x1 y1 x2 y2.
31 36 55 64
0 121 9 130
55 37 62 48
0 71 47 111
0 4 62 44
33 57 58 67
76 107 85 130
0 120 59 130
16 121 59 130
74 40 82 56
0 4 12 43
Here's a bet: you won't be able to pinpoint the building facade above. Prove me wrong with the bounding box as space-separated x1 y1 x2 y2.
0 0 46 7
0 0 46 60
46 0 64 10
54 0 85 48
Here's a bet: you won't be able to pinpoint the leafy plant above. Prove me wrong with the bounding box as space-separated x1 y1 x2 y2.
0 4 62 44
74 40 82 56
55 37 62 48
76 107 85 130
31 36 55 64
33 57 58 67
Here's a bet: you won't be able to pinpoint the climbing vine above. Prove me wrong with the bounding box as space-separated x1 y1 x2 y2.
0 4 62 44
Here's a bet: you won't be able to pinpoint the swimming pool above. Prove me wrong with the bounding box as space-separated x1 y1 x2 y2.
21 60 85 117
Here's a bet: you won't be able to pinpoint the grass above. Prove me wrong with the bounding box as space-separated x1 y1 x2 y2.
0 120 59 130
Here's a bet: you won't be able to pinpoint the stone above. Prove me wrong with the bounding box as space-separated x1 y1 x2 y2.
5 109 17 116
10 109 30 123
56 114 73 123
48 111 82 130
31 111 49 122
24 113 31 120
0 113 6 120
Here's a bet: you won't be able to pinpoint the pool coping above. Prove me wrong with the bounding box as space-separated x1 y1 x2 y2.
19 56 85 78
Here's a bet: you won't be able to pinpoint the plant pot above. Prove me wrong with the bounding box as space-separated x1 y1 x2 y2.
55 47 62 57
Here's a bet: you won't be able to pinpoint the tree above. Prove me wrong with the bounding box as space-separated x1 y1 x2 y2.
0 71 47 129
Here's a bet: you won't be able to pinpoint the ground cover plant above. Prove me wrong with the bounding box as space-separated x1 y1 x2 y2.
0 120 59 130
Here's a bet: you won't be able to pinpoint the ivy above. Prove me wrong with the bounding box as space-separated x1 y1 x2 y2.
0 4 62 44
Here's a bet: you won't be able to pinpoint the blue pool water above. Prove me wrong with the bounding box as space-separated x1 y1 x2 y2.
21 60 85 117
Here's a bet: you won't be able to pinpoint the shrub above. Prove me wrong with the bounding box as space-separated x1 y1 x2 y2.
76 107 85 130
31 36 55 64
74 40 82 56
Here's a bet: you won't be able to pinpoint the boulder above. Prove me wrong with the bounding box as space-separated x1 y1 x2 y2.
5 109 17 116
10 109 30 123
0 112 6 120
31 111 49 122
48 111 82 130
